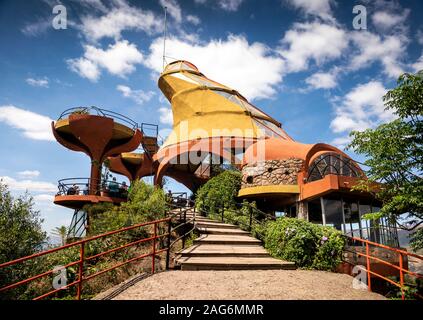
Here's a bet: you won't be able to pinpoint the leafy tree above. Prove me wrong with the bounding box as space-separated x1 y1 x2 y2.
51 226 68 246
348 71 423 251
195 170 241 213
0 181 47 263
0 180 47 299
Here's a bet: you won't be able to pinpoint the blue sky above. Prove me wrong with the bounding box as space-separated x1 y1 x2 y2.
0 0 422 237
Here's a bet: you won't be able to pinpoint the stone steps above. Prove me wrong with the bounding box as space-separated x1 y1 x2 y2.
196 227 250 235
178 244 269 257
193 234 262 245
177 257 296 271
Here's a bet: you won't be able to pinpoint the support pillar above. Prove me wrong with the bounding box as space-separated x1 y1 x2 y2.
297 200 308 221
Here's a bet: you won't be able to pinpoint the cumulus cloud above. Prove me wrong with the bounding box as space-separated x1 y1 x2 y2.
145 35 285 100
160 0 182 23
285 0 335 21
0 105 54 141
68 40 143 81
305 71 337 89
372 9 410 31
26 77 49 88
186 15 201 25
330 81 395 148
80 1 162 42
350 31 407 78
159 107 173 125
0 176 56 193
278 22 348 73
218 0 244 11
411 54 423 72
18 170 41 178
117 85 155 105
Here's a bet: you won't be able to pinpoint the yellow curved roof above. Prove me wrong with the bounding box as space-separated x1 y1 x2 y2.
158 60 292 147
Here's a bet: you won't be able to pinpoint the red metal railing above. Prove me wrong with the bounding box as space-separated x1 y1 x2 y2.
0 217 171 300
345 236 423 300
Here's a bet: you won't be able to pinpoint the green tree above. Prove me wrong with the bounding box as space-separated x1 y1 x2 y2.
348 71 423 251
195 170 241 213
0 180 47 299
51 226 68 246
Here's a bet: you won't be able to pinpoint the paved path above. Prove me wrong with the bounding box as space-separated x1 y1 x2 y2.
174 210 295 270
103 270 385 300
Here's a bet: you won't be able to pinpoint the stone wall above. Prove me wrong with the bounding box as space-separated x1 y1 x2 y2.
241 158 304 188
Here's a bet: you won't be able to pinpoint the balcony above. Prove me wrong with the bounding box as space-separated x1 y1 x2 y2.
54 178 128 209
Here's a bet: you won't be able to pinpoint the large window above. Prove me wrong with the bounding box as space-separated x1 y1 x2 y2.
307 152 360 182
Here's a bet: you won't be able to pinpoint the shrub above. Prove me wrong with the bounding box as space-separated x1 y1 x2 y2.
195 170 241 214
264 218 346 271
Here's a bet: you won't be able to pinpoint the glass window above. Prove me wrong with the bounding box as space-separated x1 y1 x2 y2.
307 152 360 182
343 200 361 237
308 199 323 224
323 198 343 231
359 204 371 240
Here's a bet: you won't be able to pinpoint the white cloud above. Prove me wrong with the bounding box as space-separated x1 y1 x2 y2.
33 194 55 202
21 20 51 37
80 1 162 42
159 107 173 125
330 81 394 134
218 0 244 11
186 15 200 25
330 136 352 150
411 54 423 72
18 170 41 178
68 40 143 81
160 0 182 23
0 105 54 141
68 58 100 81
0 176 56 193
417 30 423 45
372 10 409 31
117 85 155 105
350 31 407 78
26 77 49 88
145 35 285 100
305 71 337 89
278 22 348 73
285 0 334 21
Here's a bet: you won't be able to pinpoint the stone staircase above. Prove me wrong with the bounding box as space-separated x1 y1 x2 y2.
174 209 296 271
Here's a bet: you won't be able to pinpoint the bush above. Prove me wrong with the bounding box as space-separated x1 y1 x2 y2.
195 170 241 214
264 218 346 271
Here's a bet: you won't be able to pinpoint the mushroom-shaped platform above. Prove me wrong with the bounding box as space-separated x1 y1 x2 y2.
52 107 142 209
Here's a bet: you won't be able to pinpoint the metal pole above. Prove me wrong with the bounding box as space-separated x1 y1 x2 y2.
152 222 157 274
76 242 85 300
182 210 187 249
166 219 171 270
221 204 224 222
366 242 371 292
249 206 253 231
399 252 404 300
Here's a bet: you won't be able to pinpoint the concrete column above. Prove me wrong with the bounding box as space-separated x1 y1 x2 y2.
297 200 309 221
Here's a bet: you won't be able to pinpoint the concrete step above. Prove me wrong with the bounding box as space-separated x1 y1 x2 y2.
178 244 269 258
196 221 238 229
176 256 296 271
193 234 261 245
196 227 250 235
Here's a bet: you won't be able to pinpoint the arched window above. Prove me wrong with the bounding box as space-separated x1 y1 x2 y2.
307 152 360 182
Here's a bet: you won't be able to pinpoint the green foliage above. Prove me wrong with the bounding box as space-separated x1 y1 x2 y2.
0 181 47 299
264 218 345 271
195 170 241 213
348 71 423 250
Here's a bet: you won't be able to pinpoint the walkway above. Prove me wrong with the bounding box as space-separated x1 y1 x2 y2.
100 270 385 300
174 209 295 270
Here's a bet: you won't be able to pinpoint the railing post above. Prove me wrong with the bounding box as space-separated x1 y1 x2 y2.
399 252 404 300
166 218 171 270
152 222 157 274
182 209 187 249
365 242 371 292
221 204 224 222
249 206 253 231
76 241 85 300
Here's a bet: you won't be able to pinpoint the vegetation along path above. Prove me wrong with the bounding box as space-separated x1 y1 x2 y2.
95 210 384 300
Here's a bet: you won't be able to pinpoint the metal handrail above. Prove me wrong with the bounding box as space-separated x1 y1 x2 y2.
0 217 171 300
343 235 423 300
56 177 129 198
58 106 138 131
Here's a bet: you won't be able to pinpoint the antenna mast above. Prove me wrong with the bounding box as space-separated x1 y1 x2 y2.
162 6 168 70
